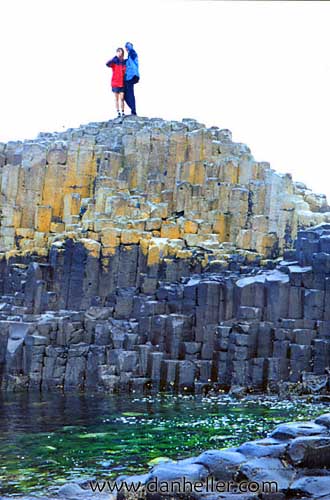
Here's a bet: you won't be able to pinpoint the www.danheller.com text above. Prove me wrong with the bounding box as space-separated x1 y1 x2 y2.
89 477 279 494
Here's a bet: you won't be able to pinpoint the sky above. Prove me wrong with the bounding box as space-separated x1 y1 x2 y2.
0 0 329 200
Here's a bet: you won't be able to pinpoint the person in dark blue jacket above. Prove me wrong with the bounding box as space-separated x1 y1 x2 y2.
124 42 139 115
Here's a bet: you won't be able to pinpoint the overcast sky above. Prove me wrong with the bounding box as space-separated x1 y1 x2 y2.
0 0 329 200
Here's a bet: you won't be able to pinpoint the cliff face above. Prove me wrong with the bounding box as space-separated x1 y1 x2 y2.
0 117 330 393
0 116 328 259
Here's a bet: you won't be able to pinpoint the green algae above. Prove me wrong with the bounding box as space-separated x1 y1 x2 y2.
0 393 329 495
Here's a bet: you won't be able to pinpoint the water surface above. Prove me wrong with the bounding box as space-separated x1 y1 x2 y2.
0 392 328 494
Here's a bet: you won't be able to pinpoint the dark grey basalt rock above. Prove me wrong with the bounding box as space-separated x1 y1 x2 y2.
269 421 328 440
1 222 330 394
315 413 330 428
193 450 246 480
148 461 209 483
58 483 86 497
287 435 330 467
236 437 288 459
288 475 330 498
237 457 295 492
113 413 330 499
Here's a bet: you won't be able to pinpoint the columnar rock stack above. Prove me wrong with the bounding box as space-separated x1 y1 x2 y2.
0 116 328 259
1 222 330 393
213 224 330 393
0 117 330 393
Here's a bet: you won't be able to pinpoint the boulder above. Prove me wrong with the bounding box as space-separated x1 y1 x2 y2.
288 475 330 498
237 457 295 492
287 436 330 467
194 449 246 480
270 421 327 440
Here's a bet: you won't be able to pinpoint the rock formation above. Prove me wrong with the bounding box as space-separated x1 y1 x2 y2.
111 413 330 499
0 116 330 393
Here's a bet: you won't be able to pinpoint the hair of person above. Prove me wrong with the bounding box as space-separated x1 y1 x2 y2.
116 48 124 58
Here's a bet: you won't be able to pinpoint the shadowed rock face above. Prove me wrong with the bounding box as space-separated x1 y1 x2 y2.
0 118 330 393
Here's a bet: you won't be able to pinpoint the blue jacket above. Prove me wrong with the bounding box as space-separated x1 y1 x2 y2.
125 48 140 82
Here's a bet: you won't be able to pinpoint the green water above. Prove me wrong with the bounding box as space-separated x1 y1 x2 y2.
0 392 328 495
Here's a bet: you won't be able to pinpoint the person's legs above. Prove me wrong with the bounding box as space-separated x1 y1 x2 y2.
129 82 137 115
114 92 120 113
119 92 125 114
124 80 137 115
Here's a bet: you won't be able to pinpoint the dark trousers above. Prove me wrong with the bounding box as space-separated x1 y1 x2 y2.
124 77 138 115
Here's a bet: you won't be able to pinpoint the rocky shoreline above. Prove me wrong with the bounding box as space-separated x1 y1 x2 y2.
106 412 330 499
2 411 330 499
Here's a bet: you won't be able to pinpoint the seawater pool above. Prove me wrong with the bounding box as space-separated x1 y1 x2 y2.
0 392 329 495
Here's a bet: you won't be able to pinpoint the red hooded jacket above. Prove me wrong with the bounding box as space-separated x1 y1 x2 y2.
106 56 126 88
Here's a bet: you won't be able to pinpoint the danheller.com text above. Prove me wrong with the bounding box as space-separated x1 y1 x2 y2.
89 476 279 494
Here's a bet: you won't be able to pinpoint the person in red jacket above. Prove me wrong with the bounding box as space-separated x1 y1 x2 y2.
106 48 126 118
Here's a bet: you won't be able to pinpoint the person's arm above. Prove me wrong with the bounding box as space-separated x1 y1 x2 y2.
106 56 117 67
129 49 138 61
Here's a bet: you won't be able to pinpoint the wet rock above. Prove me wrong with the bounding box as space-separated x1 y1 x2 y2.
148 460 209 488
287 435 330 467
194 449 246 480
64 345 88 391
288 475 330 498
302 372 328 393
58 483 86 497
315 413 330 428
4 322 34 378
236 457 295 492
228 385 247 399
237 437 288 459
270 421 327 440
